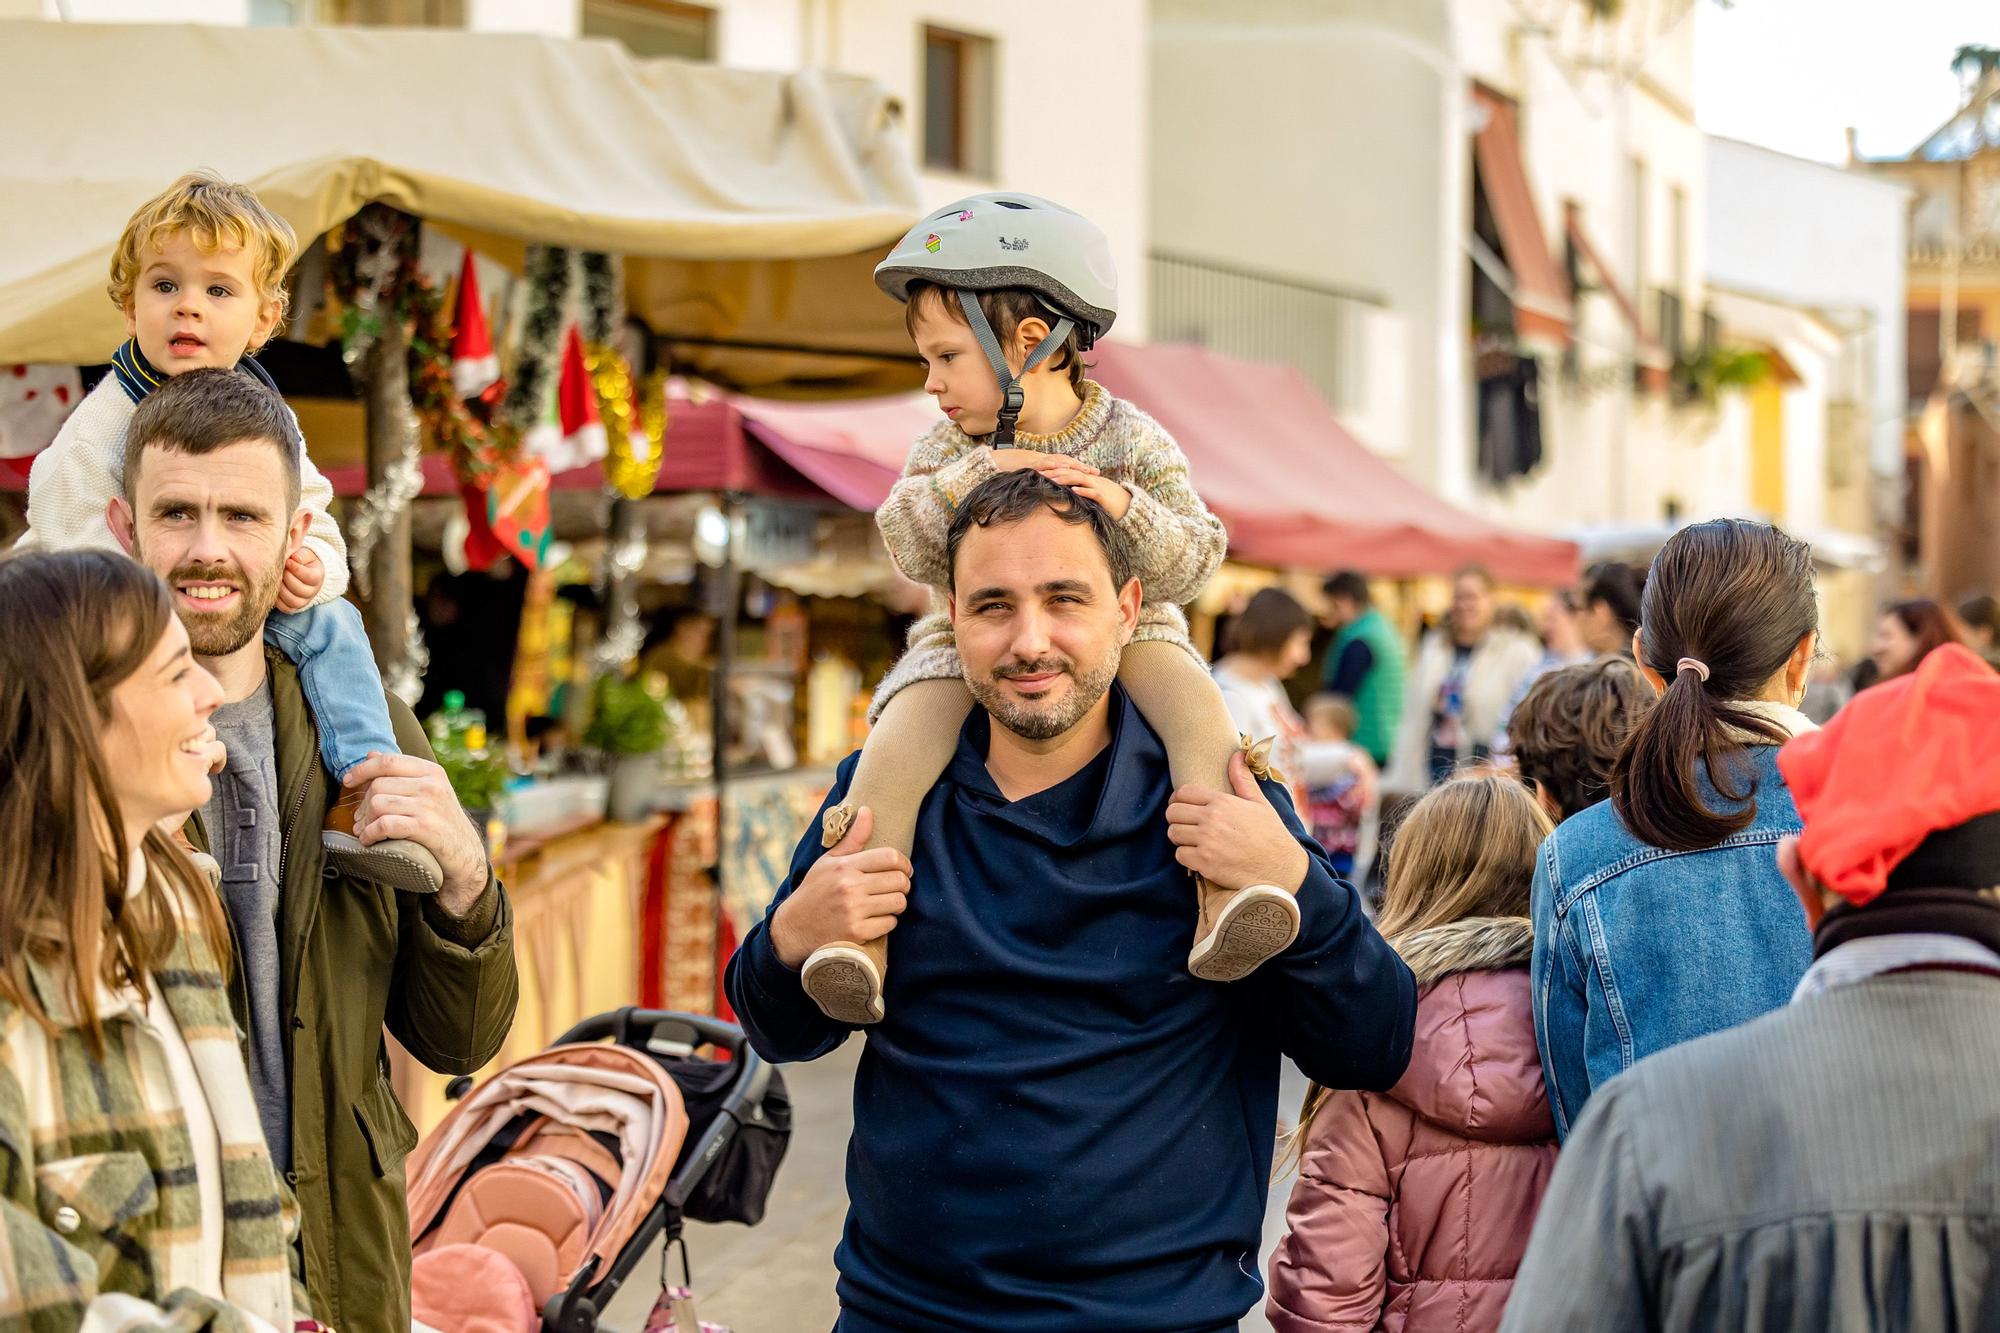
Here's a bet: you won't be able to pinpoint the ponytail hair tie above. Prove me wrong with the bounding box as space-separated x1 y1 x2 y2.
1676 657 1711 683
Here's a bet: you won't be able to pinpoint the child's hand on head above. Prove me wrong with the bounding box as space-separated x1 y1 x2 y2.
986 450 1130 519
278 548 325 613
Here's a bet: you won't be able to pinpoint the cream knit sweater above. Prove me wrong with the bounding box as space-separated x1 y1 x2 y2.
872 381 1227 716
15 375 348 603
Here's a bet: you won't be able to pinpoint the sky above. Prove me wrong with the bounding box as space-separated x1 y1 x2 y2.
1696 0 2000 163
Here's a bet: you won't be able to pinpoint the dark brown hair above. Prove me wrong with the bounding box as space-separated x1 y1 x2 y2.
1583 561 1646 637
906 281 1089 394
1958 594 1999 642
124 366 300 513
1322 570 1371 606
1226 588 1314 659
1881 599 1967 678
945 468 1131 590
1509 658 1653 822
1611 519 1818 851
0 550 231 1054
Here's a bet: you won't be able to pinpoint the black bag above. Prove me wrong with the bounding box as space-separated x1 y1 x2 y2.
665 1057 792 1226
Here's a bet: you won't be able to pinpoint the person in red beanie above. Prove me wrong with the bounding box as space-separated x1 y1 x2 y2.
1501 643 2000 1332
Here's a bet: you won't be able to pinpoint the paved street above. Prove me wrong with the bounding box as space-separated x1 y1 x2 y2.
606 1041 1309 1332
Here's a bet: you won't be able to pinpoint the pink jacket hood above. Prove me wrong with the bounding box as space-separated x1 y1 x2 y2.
1389 917 1553 1145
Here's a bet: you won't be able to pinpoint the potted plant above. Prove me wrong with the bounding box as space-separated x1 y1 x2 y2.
587 674 672 823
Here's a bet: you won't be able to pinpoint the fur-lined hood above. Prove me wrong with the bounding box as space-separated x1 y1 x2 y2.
1386 916 1550 1143
1393 915 1535 989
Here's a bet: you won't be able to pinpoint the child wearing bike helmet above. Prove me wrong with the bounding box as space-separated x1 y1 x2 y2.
798 192 1299 1026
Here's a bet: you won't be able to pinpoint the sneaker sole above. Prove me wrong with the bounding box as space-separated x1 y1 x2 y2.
1188 886 1301 982
323 834 443 895
801 946 885 1025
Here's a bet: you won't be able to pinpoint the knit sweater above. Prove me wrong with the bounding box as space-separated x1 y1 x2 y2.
16 372 348 603
871 381 1227 716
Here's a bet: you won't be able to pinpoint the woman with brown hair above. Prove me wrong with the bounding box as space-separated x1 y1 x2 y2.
1869 598 1967 681
1267 775 1558 1332
1530 519 1821 1139
0 550 305 1330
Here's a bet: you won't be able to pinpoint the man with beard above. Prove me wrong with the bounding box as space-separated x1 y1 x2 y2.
106 369 518 1332
726 469 1415 1331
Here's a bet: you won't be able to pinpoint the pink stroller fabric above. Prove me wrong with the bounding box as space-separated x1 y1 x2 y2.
407 1044 691 1305
412 1243 539 1333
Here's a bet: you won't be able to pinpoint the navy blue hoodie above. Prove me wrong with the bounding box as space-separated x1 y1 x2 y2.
726 687 1417 1331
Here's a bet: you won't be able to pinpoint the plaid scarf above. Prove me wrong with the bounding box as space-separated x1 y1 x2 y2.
110 338 283 406
0 864 300 1330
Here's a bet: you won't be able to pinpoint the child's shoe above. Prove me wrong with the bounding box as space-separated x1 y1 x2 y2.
323 788 445 895
1187 879 1300 982
800 803 889 1024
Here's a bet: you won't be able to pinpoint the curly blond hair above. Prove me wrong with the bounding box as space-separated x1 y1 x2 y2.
107 170 299 339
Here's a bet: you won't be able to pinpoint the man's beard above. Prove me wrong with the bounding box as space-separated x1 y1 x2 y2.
160 554 283 657
967 648 1121 741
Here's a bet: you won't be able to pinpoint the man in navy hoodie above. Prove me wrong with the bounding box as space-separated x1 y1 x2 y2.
725 470 1417 1331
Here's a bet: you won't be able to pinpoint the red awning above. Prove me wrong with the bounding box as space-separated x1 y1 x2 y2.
1564 202 1670 392
1473 86 1571 348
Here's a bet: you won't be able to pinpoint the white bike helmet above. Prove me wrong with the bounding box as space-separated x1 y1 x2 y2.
875 193 1118 443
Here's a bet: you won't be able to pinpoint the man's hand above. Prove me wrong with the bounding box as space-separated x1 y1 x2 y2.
342 752 489 916
769 807 912 969
277 548 325 614
1167 752 1312 893
985 449 1131 519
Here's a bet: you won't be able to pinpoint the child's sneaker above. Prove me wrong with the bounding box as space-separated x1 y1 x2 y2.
802 939 888 1025
1187 879 1300 982
323 788 445 894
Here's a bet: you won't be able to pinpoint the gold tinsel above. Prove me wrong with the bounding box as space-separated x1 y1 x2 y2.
587 337 668 500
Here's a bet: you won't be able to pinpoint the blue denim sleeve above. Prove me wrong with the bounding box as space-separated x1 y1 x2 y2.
724 753 863 1065
263 600 400 778
1530 834 1592 1143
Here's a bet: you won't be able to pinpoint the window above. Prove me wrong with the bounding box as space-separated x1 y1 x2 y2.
320 0 464 23
248 0 312 23
582 0 716 61
923 26 996 177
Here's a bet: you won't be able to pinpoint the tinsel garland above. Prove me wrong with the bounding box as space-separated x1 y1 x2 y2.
502 245 575 437
576 251 668 500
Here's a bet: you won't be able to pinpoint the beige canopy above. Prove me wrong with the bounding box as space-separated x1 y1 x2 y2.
0 20 923 392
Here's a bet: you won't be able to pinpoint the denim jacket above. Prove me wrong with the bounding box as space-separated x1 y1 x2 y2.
1530 742 1816 1140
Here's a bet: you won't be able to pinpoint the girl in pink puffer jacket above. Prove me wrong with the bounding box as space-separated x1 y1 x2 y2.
1267 774 1559 1332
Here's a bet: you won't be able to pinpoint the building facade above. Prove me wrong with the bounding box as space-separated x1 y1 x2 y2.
1151 0 1750 543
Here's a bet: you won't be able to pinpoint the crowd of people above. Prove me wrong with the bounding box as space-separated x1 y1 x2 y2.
4 164 1997 1333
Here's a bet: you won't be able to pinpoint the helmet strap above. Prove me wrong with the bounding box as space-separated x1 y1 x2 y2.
954 288 1076 446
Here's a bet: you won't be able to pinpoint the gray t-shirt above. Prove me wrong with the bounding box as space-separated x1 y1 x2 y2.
200 680 290 1173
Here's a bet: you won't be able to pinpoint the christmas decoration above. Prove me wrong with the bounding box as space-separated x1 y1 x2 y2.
449 250 499 398
0 364 82 460
501 245 574 439
482 453 554 569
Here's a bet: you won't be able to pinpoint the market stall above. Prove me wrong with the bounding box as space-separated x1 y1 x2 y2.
0 18 924 1127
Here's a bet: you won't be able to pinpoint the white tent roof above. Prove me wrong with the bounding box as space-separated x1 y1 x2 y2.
0 20 922 388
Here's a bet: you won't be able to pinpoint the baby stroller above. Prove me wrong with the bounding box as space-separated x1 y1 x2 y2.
405 1008 791 1333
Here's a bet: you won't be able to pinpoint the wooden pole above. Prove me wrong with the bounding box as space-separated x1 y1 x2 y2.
361 313 414 679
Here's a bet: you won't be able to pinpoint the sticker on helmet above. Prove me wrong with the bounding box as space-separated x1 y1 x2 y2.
925 233 942 253
957 210 974 222
998 236 1029 251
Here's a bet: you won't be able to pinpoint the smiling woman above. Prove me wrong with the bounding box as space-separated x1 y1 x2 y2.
0 548 303 1328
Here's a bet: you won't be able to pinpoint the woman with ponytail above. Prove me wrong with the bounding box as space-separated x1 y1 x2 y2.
1530 519 1821 1140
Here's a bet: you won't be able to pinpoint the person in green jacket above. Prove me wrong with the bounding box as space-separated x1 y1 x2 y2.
1319 570 1405 769
107 368 520 1333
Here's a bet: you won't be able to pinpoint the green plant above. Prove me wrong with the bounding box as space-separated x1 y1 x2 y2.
1673 344 1769 407
586 675 671 757
437 745 509 813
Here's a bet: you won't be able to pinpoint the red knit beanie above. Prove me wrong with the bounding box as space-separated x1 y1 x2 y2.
1778 644 2000 906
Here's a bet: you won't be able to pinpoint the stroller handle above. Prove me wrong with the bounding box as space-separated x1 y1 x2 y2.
552 1007 774 1117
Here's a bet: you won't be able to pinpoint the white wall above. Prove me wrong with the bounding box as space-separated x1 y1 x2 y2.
19 0 249 18
1705 136 1909 482
1149 0 1458 479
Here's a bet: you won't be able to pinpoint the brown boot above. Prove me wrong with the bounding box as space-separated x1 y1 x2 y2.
323 788 445 895
1187 878 1300 982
